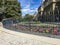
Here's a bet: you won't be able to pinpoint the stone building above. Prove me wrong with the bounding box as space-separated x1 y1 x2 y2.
33 12 38 21
38 0 60 22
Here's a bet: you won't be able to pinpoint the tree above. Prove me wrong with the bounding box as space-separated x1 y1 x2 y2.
23 14 34 21
0 0 22 20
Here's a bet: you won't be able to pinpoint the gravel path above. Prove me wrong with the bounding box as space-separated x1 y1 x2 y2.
0 27 60 45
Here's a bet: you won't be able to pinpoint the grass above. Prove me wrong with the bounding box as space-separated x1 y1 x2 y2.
18 21 57 27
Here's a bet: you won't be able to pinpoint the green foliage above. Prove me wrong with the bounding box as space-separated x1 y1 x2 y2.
23 14 34 21
0 0 22 19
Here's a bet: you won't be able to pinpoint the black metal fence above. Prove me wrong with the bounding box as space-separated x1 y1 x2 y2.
2 18 60 36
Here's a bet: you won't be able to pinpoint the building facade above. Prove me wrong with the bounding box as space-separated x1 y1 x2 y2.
38 0 60 22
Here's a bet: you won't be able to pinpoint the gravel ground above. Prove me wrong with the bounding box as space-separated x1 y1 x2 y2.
0 27 60 45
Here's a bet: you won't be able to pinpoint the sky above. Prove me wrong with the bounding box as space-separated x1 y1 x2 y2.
18 0 44 16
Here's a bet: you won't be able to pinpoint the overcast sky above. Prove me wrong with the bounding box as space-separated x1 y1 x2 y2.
18 0 43 16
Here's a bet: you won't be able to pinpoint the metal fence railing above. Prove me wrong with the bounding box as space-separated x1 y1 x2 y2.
2 19 60 38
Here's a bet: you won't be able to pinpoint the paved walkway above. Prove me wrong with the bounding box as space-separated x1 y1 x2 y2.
0 27 60 45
